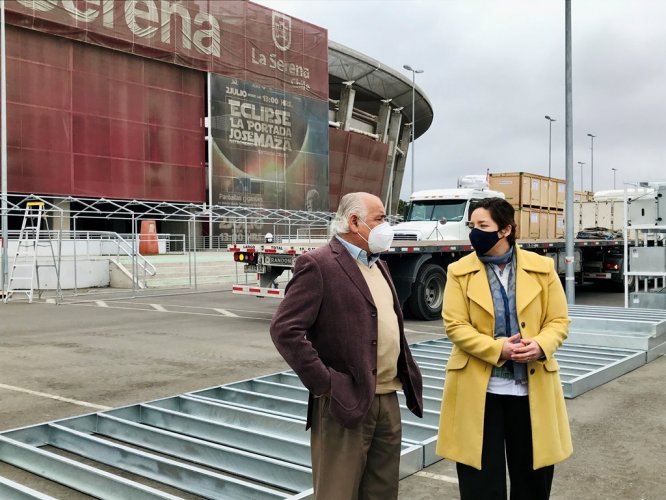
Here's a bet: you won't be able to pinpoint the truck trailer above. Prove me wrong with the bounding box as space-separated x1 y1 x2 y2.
229 187 631 321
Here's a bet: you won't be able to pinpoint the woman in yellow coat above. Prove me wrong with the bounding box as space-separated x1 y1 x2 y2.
437 198 572 500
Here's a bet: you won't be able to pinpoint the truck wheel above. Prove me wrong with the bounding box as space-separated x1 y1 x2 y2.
408 263 446 321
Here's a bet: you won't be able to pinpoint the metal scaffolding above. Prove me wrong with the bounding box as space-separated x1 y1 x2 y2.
0 194 340 302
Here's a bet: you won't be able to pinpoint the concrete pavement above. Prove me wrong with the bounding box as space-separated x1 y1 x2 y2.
0 287 663 499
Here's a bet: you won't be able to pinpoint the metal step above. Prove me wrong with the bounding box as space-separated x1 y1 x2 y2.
410 338 646 398
568 305 666 361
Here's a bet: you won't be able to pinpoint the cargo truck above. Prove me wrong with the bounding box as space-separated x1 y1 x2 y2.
230 184 633 321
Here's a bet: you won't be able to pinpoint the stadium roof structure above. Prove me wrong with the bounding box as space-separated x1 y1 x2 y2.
328 40 433 139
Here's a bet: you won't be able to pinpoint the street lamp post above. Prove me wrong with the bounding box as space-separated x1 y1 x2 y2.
612 167 617 189
587 133 596 192
545 115 556 178
403 64 424 195
577 161 585 191
1 1 8 297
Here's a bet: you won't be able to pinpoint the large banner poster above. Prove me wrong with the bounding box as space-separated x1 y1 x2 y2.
211 75 329 213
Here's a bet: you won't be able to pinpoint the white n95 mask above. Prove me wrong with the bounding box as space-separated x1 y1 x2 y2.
360 220 394 254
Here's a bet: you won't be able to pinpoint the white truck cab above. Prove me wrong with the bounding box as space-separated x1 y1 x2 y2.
392 188 506 241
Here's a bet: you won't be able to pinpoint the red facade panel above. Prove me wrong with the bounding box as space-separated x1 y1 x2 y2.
13 148 72 195
328 129 390 211
18 104 71 153
5 25 206 202
107 82 146 122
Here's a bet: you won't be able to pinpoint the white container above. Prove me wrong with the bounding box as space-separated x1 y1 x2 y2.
457 175 489 189
580 202 597 229
597 201 613 230
573 202 582 234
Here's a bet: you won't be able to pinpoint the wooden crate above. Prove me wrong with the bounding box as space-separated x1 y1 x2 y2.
528 176 542 207
574 191 594 202
555 180 566 210
489 173 525 208
555 212 565 238
490 172 564 211
515 208 541 239
544 210 555 239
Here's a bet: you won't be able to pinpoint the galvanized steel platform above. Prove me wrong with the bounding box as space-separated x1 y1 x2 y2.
0 306 662 499
410 338 646 400
568 305 666 361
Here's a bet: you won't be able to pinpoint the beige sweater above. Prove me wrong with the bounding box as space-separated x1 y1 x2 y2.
355 261 402 394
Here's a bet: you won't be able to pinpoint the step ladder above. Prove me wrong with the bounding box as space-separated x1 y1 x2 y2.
3 202 59 303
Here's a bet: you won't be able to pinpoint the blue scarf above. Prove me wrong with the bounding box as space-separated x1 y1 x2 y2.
479 248 527 385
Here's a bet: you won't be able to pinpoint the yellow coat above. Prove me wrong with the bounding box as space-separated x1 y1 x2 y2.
436 246 573 470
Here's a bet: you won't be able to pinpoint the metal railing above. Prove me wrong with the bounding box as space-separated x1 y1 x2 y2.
6 229 160 291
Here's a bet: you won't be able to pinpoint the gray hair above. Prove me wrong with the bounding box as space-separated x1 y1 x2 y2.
329 192 369 236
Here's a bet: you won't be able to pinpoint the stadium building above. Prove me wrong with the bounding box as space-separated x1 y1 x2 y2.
1 0 433 241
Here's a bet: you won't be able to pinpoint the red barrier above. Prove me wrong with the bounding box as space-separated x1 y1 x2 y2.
139 220 159 256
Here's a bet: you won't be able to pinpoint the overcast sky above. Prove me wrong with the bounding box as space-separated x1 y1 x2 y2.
256 0 666 199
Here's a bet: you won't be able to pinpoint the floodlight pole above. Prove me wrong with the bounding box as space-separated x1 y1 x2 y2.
545 115 556 178
587 133 596 192
403 64 423 195
1 1 8 298
564 0 575 304
207 72 213 250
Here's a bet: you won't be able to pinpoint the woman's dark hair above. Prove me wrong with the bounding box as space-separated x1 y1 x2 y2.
471 197 517 246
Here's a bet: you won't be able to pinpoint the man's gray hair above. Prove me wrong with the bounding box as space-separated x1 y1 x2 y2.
330 192 369 236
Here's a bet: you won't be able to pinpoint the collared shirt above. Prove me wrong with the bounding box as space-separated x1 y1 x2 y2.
490 260 512 290
335 235 380 268
487 259 528 397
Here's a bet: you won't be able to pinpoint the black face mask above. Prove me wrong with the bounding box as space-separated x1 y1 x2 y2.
469 228 501 255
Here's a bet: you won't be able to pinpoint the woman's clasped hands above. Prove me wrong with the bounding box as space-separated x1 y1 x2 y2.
501 334 544 363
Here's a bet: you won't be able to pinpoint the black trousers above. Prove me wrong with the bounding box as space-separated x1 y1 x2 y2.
456 393 554 500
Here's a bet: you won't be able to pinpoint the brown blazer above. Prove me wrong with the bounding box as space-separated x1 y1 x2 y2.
270 237 423 429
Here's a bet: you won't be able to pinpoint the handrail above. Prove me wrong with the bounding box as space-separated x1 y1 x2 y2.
113 233 156 277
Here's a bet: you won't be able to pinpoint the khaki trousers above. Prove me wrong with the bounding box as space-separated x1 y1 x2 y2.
310 392 402 500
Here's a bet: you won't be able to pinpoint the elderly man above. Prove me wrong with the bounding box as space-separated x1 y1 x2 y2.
270 192 423 499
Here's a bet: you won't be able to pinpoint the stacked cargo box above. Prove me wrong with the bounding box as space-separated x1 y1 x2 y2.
489 172 568 239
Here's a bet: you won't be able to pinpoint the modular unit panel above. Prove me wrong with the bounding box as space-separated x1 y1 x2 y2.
628 198 657 226
629 247 666 273
546 211 556 239
580 202 597 230
540 179 550 209
597 202 614 230
529 176 541 207
556 181 566 210
555 212 565 238
612 201 625 231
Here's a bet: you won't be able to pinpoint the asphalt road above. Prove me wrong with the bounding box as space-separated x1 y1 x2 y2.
0 286 663 499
